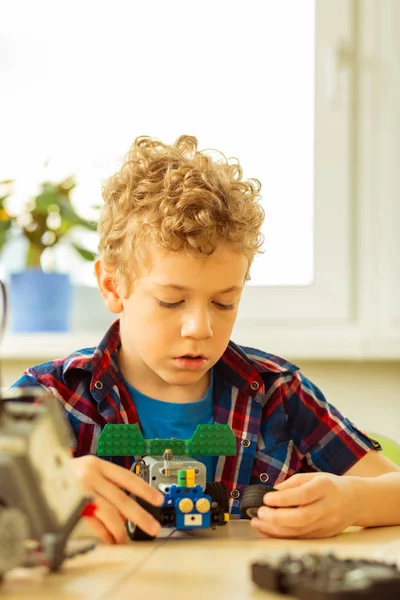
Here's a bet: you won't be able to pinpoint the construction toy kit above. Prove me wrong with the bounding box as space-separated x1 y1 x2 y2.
97 423 236 540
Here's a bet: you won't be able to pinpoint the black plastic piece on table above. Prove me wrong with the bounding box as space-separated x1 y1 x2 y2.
251 553 400 599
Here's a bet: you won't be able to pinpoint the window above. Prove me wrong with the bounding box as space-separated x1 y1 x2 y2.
4 1 398 359
0 0 315 290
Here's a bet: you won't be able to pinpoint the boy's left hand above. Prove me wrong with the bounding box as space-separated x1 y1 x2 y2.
250 472 358 539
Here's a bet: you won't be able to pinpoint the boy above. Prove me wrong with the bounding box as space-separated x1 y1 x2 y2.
13 135 400 544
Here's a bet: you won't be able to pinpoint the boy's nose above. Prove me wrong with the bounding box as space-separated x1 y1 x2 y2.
181 312 213 339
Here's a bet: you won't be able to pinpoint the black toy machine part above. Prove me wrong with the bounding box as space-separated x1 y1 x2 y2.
251 552 400 599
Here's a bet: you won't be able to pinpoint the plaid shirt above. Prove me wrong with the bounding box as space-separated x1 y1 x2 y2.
13 320 380 514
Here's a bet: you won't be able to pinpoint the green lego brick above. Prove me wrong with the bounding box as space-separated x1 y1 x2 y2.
97 424 146 456
97 426 190 456
189 424 237 456
177 470 187 487
96 423 237 457
146 439 190 455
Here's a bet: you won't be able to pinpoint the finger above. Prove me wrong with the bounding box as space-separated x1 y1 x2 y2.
92 473 161 538
250 517 310 539
274 472 325 490
99 459 164 506
298 527 340 539
257 503 323 529
251 517 335 539
92 496 128 544
265 477 329 508
82 515 115 545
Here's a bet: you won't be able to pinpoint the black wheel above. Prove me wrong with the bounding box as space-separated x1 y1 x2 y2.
126 519 155 541
240 484 277 519
205 481 230 513
125 496 163 542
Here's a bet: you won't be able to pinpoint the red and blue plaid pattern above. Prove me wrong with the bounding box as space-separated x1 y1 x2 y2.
13 320 380 514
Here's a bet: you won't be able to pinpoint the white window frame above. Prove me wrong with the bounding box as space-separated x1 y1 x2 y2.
357 0 400 359
3 0 400 361
233 0 357 350
232 0 400 359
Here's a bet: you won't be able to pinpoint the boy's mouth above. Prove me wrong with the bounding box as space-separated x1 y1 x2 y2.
173 355 208 370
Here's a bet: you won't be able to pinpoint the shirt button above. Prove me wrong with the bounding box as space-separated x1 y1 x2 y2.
241 439 251 448
94 381 103 390
260 473 270 483
250 381 259 391
231 489 240 499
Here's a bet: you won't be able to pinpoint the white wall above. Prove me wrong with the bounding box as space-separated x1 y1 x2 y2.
4 358 399 444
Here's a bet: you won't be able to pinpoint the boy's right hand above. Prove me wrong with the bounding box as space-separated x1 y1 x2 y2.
71 456 164 544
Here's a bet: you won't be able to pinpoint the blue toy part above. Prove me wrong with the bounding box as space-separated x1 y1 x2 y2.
162 484 212 530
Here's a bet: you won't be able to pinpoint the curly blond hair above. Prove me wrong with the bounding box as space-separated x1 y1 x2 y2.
98 135 265 295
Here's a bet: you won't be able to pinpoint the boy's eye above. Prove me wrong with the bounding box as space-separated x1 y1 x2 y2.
157 300 236 311
213 302 236 311
158 300 183 309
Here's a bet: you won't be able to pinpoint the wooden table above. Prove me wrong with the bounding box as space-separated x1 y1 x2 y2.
2 521 400 600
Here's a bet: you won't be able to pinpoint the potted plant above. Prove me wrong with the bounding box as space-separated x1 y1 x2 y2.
0 175 98 332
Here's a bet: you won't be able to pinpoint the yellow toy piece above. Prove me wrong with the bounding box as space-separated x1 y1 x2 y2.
186 468 195 487
178 498 194 513
195 498 211 513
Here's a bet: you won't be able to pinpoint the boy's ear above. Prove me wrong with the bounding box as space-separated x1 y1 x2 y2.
94 259 123 314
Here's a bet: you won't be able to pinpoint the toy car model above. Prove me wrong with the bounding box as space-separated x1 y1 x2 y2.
251 552 400 599
97 423 236 540
0 387 94 579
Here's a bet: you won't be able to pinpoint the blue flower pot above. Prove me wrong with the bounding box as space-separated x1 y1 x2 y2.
9 270 73 332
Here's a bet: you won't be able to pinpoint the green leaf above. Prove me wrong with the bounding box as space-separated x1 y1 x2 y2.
57 176 76 194
58 198 98 231
72 243 97 262
35 186 61 211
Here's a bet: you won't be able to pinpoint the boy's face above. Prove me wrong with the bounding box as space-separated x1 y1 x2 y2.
96 243 248 399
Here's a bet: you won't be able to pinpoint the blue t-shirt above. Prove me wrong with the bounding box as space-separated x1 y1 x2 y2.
125 370 216 481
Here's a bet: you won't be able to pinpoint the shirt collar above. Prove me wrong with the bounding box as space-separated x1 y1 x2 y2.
63 319 298 401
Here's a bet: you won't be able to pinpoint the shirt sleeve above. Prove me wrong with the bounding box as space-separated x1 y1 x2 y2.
11 373 44 389
284 369 382 475
10 366 101 458
10 370 80 451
